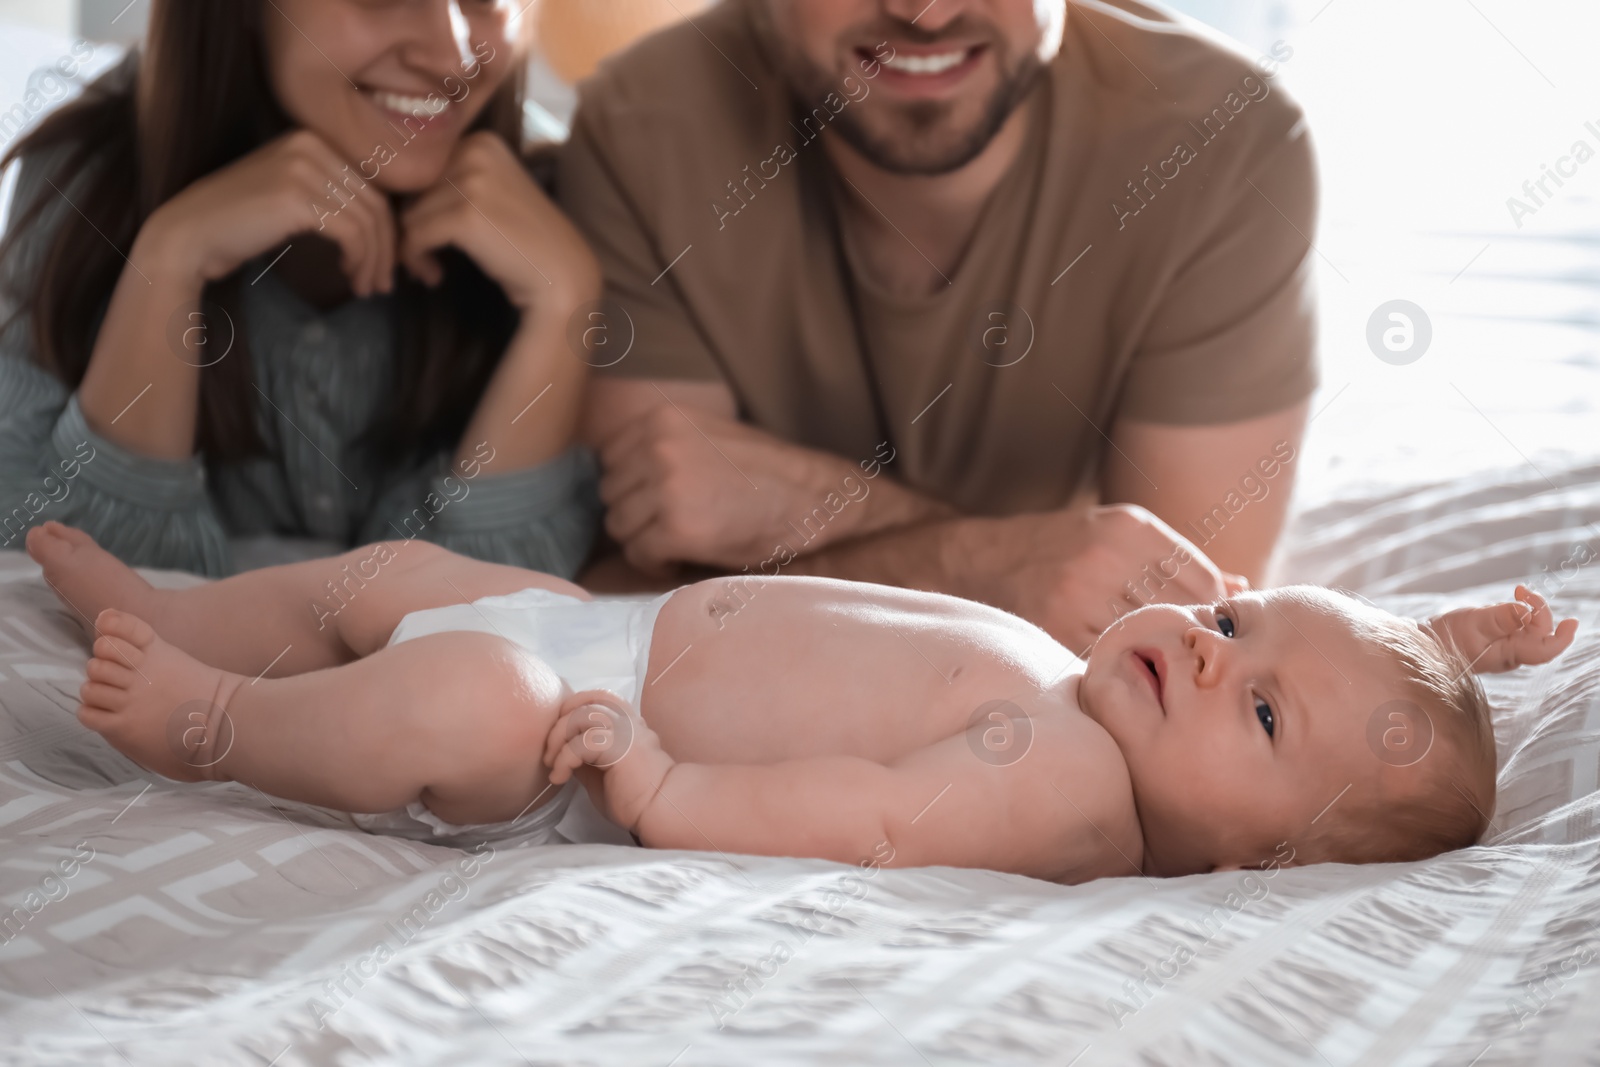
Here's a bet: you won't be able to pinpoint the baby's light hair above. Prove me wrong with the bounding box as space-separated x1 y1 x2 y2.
1292 589 1497 866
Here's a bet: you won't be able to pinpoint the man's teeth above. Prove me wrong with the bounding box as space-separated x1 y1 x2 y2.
883 50 969 75
368 90 449 117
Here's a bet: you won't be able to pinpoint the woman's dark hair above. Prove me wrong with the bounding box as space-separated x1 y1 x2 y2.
0 0 530 465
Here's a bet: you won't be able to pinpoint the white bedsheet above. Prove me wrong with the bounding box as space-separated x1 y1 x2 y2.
4 7 1600 1063
1 456 1599 1066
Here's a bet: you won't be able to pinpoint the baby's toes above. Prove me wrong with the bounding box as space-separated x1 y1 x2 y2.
96 608 155 645
86 656 139 688
45 521 96 547
75 704 114 736
93 634 146 673
79 678 135 713
24 523 73 567
95 609 155 651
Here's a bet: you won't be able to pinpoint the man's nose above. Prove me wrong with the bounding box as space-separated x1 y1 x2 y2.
881 0 970 35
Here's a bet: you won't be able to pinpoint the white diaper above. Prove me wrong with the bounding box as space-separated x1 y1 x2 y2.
349 587 674 849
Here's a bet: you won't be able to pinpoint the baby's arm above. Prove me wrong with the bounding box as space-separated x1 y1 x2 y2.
1425 584 1579 673
545 692 1138 883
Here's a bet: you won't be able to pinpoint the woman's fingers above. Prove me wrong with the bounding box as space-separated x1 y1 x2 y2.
350 175 393 296
373 178 396 293
397 200 455 286
292 136 388 296
349 181 393 295
299 174 376 294
398 183 468 285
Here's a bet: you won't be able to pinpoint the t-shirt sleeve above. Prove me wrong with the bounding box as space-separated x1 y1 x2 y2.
1116 116 1321 425
557 103 725 382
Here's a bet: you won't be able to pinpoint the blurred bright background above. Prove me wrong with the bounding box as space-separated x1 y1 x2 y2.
3 0 1597 514
1162 0 1600 511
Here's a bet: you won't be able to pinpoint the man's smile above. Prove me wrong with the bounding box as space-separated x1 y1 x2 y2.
859 43 989 99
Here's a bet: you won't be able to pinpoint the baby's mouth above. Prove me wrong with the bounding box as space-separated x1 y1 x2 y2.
1133 649 1165 714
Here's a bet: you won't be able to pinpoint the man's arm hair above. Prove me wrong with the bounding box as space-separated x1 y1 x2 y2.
1099 399 1311 586
580 376 737 449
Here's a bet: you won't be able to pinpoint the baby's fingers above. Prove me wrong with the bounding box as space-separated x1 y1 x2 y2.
1513 585 1554 633
562 702 636 770
545 691 630 762
544 709 599 783
1481 598 1532 639
542 703 598 770
1507 615 1580 667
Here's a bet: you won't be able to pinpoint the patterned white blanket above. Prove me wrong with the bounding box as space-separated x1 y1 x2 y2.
1 458 1598 1066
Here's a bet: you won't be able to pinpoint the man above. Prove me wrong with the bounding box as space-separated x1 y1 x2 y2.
559 0 1316 654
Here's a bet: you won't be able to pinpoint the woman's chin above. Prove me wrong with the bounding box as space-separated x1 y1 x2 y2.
368 161 452 196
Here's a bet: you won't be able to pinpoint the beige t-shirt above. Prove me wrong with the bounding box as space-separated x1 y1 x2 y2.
558 0 1319 515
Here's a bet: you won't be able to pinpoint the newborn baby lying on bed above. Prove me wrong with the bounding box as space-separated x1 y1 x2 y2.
28 521 1578 882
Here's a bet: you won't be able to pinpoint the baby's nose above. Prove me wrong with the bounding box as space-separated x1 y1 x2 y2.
1185 626 1226 679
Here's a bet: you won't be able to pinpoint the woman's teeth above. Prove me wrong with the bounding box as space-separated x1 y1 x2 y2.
367 89 449 117
882 50 970 75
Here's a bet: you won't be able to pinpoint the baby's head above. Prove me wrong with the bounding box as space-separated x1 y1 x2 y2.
1078 586 1494 876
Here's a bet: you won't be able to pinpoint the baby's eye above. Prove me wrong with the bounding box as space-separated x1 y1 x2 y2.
1255 697 1275 738
1215 612 1236 638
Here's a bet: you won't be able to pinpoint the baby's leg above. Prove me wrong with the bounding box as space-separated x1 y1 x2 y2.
79 609 568 824
28 522 587 678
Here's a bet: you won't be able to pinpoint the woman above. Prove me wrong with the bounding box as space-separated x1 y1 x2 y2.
0 0 599 576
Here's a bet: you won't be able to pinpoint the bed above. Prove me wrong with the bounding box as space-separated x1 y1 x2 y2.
6 8 1600 1065
1 455 1597 1065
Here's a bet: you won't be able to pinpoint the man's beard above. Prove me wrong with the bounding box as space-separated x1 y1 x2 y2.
778 45 1047 176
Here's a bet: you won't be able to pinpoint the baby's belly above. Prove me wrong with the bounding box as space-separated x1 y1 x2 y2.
641 576 1080 765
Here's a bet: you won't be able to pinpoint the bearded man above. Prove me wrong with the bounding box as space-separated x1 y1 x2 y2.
560 0 1316 653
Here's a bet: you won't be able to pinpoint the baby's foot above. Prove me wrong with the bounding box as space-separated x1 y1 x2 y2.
76 609 245 783
26 522 168 636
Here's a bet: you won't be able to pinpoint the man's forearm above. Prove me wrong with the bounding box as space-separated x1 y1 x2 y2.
781 511 1023 602
774 445 956 552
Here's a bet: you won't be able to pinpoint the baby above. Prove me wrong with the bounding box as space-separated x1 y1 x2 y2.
25 521 1578 883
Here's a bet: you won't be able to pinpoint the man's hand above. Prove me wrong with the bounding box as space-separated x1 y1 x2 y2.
964 504 1247 656
1426 585 1579 674
597 402 948 574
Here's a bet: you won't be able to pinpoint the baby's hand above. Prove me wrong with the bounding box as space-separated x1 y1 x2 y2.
1426 585 1579 674
542 690 673 832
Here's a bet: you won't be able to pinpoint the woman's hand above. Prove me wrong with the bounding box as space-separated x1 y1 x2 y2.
1426 584 1579 673
543 689 673 832
138 128 395 297
398 131 600 314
